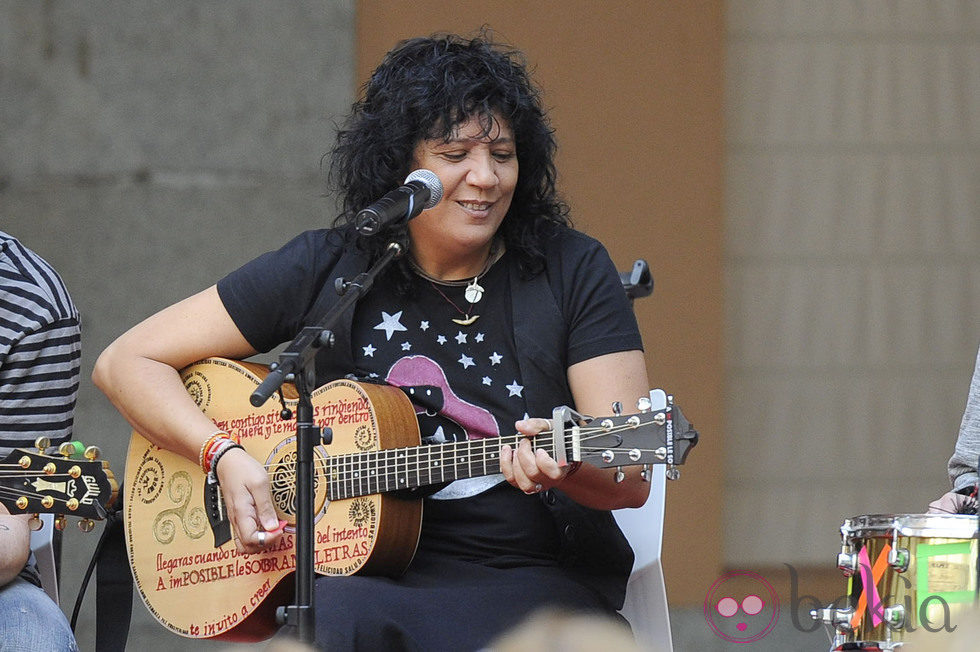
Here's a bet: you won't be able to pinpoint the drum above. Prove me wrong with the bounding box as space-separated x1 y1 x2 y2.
812 513 978 651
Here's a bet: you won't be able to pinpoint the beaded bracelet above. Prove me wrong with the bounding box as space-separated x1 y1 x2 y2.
198 431 239 473
208 442 245 480
204 437 239 474
198 431 226 471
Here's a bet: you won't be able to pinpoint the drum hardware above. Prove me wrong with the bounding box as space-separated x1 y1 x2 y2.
810 605 854 631
814 513 979 651
882 604 906 629
837 550 859 576
888 546 910 573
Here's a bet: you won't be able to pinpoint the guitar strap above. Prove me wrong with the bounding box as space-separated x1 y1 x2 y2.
74 490 132 651
95 498 133 651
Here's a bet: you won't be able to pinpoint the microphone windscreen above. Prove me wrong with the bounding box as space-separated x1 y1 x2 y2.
404 169 443 209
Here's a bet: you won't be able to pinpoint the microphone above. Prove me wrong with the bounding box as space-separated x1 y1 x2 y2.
355 169 443 235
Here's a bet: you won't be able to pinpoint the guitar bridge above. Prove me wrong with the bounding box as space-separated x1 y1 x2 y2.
204 472 231 548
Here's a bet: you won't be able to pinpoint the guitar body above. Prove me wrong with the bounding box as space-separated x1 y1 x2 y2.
125 358 422 641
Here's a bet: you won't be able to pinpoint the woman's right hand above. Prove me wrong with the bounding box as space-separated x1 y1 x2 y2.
215 447 284 553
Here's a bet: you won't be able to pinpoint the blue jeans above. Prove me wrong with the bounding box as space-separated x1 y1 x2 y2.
0 577 77 652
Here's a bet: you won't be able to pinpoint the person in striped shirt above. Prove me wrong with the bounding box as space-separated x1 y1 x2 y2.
0 231 79 650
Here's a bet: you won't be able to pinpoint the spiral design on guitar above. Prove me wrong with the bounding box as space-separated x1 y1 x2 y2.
152 471 207 544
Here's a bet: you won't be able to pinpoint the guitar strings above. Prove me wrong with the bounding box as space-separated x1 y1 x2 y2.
0 485 75 505
248 417 668 493
253 420 665 473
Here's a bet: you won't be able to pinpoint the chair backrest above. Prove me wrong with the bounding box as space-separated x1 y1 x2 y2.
614 389 672 651
29 514 60 604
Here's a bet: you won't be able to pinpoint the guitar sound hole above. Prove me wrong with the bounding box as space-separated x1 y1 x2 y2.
269 450 320 517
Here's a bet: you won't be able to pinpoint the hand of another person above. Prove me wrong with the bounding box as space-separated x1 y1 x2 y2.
499 418 575 495
214 447 284 553
927 490 976 514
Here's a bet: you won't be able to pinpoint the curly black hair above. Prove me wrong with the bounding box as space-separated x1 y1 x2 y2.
329 32 570 280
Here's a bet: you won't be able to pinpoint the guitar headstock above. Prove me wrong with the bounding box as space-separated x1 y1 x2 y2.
568 398 698 475
1 439 117 527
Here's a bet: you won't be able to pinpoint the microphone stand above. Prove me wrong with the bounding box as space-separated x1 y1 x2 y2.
249 240 404 645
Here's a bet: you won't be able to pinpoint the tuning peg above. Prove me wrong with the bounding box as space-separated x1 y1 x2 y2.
666 465 680 481
636 397 652 413
15 497 28 510
614 467 625 483
34 436 51 452
611 401 623 416
28 515 43 531
40 496 55 509
59 441 85 458
43 462 57 475
55 515 67 530
84 445 101 461
66 498 80 512
78 519 96 533
640 464 651 481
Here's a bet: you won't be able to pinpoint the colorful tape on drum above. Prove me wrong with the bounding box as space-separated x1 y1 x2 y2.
812 513 978 651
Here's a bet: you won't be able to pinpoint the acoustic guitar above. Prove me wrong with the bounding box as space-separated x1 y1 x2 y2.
125 357 697 641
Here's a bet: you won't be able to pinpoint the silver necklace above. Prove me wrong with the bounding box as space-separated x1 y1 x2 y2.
409 241 502 326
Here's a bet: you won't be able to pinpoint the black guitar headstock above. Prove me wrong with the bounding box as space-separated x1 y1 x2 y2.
1 440 117 525
568 400 698 474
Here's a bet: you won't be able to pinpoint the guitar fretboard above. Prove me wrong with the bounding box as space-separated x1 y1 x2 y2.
325 432 557 500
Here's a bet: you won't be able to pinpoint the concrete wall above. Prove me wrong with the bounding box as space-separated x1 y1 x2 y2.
726 0 980 565
1 2 354 650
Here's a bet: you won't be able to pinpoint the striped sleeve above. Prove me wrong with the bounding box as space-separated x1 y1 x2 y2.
0 233 81 458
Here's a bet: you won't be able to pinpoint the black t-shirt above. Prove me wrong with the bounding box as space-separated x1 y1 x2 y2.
217 226 643 568
349 253 560 565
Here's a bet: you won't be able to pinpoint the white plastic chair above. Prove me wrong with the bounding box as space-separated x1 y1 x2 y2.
29 513 59 604
614 389 672 652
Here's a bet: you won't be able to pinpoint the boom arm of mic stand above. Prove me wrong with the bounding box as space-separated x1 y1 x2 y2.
249 242 404 407
250 241 403 644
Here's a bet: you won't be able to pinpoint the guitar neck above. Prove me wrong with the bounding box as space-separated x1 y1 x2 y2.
326 432 545 500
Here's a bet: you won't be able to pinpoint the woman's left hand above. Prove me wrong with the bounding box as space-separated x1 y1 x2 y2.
500 417 573 495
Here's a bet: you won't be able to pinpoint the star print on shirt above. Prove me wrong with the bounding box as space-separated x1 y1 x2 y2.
482 376 492 386
401 342 412 351
455 331 467 345
420 321 430 331
374 311 407 341
506 381 524 397
436 335 447 345
459 354 475 369
475 332 485 343
362 344 376 357
489 352 502 365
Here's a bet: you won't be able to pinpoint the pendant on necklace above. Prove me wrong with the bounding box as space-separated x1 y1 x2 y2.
452 314 480 326
464 279 484 304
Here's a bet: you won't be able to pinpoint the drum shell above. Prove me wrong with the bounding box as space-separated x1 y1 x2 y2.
838 513 977 648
